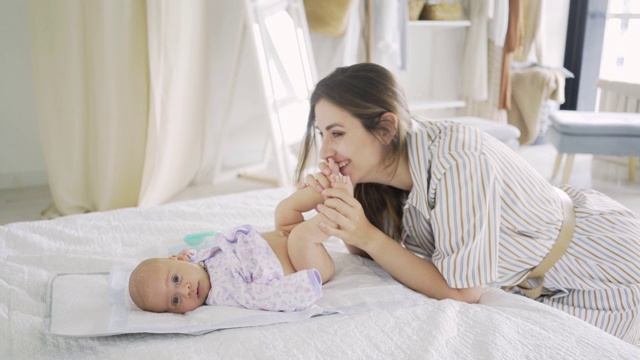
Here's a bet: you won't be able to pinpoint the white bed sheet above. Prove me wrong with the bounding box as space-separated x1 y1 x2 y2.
2 187 639 359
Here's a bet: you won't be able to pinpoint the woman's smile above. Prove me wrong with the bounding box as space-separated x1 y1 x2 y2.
337 159 350 173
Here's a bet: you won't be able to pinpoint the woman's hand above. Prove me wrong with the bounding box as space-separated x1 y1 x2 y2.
316 186 380 251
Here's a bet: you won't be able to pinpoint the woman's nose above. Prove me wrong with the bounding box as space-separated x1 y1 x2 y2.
319 137 334 159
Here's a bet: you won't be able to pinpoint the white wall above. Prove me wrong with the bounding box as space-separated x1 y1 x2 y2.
0 0 47 190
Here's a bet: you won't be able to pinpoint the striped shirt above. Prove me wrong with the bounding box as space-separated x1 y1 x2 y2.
400 118 640 343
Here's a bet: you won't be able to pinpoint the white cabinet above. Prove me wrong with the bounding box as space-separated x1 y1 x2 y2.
396 20 470 118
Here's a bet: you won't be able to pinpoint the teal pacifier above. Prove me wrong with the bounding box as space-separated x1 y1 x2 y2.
183 231 218 247
168 231 218 256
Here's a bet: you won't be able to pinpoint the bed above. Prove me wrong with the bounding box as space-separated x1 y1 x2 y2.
2 187 639 359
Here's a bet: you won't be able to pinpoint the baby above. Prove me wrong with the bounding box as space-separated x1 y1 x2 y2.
129 169 352 314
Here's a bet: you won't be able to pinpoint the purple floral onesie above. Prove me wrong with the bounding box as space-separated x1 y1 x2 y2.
186 224 322 312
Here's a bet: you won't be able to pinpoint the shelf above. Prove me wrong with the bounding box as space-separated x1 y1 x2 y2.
408 20 471 28
409 100 466 111
403 19 470 115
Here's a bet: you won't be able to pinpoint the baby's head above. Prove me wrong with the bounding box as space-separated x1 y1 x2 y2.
128 257 211 314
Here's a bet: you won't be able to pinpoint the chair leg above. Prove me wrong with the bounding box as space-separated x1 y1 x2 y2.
561 154 575 184
550 153 564 182
629 157 637 183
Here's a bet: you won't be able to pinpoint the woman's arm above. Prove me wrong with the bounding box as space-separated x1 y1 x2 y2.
317 187 481 304
360 230 481 303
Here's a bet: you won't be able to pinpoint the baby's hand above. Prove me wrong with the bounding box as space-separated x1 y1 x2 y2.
331 173 354 197
170 249 195 262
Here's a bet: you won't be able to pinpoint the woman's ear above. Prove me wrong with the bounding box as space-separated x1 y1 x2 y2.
377 112 399 145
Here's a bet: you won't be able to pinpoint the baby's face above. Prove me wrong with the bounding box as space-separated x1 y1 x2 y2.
137 258 211 313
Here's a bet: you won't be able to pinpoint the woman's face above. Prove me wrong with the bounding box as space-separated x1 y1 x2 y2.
315 99 386 184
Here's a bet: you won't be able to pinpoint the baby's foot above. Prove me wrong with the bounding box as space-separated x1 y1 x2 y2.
331 173 354 196
326 158 341 177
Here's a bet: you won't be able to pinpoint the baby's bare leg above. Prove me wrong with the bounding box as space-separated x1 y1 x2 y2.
287 215 335 283
286 174 352 283
287 165 353 283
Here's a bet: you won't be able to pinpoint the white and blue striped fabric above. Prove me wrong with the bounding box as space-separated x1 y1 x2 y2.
401 118 640 343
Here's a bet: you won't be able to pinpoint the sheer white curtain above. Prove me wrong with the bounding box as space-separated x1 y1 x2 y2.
28 0 236 216
139 1 217 207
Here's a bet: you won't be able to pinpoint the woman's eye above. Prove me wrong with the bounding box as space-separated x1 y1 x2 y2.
332 132 344 138
172 275 179 284
172 296 179 305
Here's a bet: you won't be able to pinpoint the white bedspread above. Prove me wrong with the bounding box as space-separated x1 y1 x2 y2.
2 187 639 359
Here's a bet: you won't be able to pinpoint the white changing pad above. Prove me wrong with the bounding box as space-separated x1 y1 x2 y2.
47 272 326 336
46 237 429 337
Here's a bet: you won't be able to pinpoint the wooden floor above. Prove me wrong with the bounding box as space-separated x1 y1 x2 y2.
2 143 640 226
0 185 53 225
0 177 275 226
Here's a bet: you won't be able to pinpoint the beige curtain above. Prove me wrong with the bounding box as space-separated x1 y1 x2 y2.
28 1 149 217
28 0 226 217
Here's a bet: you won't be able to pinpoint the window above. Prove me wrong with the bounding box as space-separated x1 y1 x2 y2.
599 0 640 83
245 0 316 185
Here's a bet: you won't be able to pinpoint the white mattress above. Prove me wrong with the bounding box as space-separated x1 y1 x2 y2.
2 187 639 359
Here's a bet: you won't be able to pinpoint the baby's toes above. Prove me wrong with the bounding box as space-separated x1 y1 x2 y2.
327 158 340 175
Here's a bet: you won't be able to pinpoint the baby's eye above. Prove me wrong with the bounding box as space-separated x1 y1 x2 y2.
172 275 179 285
172 295 179 306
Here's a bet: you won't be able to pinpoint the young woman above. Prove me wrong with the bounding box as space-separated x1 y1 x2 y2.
297 62 640 343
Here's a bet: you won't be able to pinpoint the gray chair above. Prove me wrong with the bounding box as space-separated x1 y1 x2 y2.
546 110 640 184
447 116 522 151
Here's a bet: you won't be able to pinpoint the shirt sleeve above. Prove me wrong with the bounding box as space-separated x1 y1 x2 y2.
430 153 500 288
